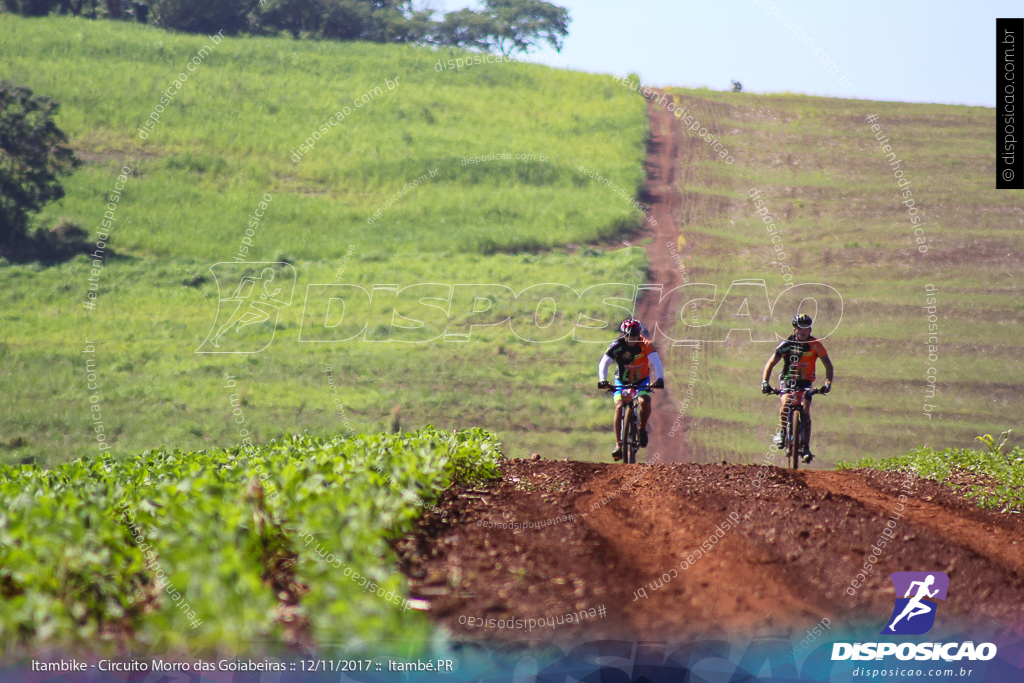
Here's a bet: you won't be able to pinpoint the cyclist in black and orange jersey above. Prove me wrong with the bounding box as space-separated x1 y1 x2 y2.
597 318 664 461
760 313 834 463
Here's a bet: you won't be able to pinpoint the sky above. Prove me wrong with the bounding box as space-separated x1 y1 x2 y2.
428 0 1017 107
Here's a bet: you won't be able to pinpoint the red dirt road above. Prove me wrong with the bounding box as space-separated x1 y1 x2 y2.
397 459 1024 644
633 89 689 463
634 88 692 464
632 88 731 464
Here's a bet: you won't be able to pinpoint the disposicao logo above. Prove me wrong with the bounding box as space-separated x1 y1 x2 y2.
881 571 948 635
831 571 998 662
196 263 296 354
831 642 997 662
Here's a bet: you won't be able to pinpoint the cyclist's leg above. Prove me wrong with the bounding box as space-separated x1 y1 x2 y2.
614 400 624 444
634 378 652 429
802 392 813 452
637 394 652 448
638 394 652 431
778 392 793 432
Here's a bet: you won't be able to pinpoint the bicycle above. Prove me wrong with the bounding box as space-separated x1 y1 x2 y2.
605 382 663 464
767 385 826 469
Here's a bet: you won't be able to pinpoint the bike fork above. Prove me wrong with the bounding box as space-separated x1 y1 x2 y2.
788 407 800 469
620 405 631 463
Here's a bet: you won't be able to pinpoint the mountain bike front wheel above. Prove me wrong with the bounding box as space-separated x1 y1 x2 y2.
625 404 639 464
620 404 632 464
789 406 802 470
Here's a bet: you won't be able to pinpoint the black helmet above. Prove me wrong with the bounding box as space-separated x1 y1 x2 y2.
620 318 642 336
792 314 813 328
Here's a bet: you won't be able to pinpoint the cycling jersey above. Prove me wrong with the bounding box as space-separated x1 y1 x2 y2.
774 335 828 383
601 336 662 385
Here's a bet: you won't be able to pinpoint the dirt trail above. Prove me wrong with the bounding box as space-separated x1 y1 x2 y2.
398 461 1024 645
634 89 690 463
802 470 1024 577
633 91 732 464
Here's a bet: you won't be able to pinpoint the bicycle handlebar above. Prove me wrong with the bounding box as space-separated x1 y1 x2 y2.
603 383 663 393
767 385 826 396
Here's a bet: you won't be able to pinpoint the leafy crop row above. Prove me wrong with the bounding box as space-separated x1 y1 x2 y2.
839 431 1024 514
0 427 501 655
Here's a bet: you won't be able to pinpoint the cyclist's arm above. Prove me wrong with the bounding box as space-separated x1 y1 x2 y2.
761 353 781 383
648 351 664 381
598 355 614 382
822 355 834 384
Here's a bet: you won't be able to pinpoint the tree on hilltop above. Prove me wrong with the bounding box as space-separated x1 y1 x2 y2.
249 0 433 41
2 0 571 60
435 0 570 56
0 81 81 251
149 0 256 34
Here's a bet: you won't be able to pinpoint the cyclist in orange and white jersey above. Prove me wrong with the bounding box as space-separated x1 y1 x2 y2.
598 318 664 461
760 314 834 463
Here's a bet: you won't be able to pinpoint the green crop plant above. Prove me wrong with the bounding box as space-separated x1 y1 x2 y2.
0 427 501 655
840 432 1024 515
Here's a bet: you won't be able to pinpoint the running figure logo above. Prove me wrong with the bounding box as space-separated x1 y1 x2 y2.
880 571 949 635
196 262 296 354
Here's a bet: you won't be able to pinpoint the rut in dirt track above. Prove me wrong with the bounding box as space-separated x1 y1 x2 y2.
397 460 1024 645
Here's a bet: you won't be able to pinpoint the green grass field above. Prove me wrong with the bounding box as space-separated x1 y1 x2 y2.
4 16 647 259
0 15 649 467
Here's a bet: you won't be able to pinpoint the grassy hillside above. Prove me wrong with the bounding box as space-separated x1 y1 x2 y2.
5 16 646 258
0 15 649 466
654 88 1023 464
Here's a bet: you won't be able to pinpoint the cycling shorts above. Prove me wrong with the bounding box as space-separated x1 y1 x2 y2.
613 377 652 403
